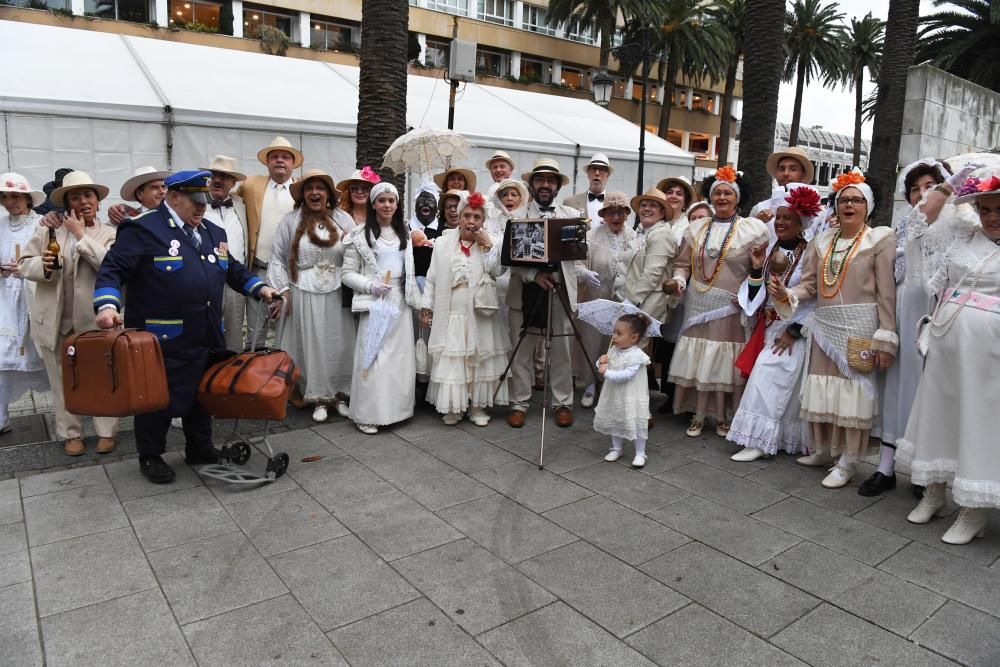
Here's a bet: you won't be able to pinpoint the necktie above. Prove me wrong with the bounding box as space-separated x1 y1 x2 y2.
211 198 232 209
185 225 201 249
588 192 605 202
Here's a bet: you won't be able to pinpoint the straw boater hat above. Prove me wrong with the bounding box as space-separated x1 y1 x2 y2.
50 171 110 208
521 157 570 187
257 136 304 168
433 167 477 193
765 146 814 184
630 187 674 220
0 172 45 207
119 166 172 202
494 178 528 202
485 150 515 171
290 169 338 203
439 189 466 206
583 153 614 175
201 155 247 182
336 166 381 194
597 191 630 217
655 175 696 207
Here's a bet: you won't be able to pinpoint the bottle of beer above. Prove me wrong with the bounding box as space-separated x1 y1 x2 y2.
47 227 61 271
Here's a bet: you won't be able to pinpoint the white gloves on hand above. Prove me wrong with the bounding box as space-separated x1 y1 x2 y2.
370 282 391 297
947 163 984 191
581 269 601 289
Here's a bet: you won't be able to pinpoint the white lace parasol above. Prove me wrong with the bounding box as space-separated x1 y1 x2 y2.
364 297 401 370
576 299 663 338
382 128 472 176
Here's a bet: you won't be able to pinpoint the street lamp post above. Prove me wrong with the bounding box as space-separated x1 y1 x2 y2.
610 25 660 197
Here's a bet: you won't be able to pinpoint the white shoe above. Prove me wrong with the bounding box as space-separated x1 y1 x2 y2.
731 447 767 462
941 507 987 545
356 423 379 435
907 482 948 524
312 405 328 423
170 417 183 429
796 453 835 467
821 463 856 488
468 408 490 427
580 387 596 408
335 401 350 418
0 420 12 434
442 412 462 426
632 454 647 469
604 449 623 462
686 418 703 437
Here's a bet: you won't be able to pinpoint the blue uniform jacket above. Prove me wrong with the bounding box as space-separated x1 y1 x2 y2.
93 202 265 414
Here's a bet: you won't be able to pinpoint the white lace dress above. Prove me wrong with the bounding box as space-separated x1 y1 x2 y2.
593 345 650 441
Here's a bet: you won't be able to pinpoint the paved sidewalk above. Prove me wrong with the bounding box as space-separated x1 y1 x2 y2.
1 400 999 666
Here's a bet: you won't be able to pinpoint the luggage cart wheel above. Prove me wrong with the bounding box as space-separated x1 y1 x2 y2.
266 452 290 478
223 442 252 466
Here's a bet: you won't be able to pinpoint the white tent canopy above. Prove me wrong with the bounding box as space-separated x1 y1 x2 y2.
0 20 693 207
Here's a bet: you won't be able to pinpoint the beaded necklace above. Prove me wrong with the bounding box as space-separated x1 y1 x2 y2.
820 225 867 298
766 238 807 284
695 215 740 292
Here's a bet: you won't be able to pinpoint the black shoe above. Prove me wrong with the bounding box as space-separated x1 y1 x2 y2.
139 455 176 484
912 484 925 500
184 446 222 465
858 471 896 497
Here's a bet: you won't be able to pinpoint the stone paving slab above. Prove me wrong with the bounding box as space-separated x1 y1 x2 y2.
911 601 1000 667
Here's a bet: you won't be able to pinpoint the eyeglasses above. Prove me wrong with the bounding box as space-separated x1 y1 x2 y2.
348 185 369 193
838 196 867 207
975 206 1000 220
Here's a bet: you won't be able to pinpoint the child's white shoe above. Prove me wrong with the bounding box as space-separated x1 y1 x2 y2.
604 449 623 462
632 454 647 468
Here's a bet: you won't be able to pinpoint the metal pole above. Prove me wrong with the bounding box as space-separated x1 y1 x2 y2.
637 55 649 195
447 80 458 130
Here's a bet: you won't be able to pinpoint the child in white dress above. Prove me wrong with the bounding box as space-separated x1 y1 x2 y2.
594 313 652 468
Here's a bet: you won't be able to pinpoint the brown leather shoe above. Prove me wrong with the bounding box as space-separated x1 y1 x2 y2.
554 407 573 428
63 438 85 456
506 410 525 428
96 437 116 454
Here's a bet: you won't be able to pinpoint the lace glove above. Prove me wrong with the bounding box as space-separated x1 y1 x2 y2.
369 281 391 297
580 269 601 289
945 163 983 191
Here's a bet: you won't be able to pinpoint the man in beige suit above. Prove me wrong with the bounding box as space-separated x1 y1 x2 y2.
18 171 118 456
562 153 612 230
232 136 301 346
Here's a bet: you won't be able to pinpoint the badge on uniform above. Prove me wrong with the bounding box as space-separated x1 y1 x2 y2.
208 255 216 263
168 248 179 257
170 240 180 249
218 242 229 256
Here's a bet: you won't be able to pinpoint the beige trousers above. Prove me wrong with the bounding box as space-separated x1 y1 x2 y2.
39 334 118 440
508 306 573 411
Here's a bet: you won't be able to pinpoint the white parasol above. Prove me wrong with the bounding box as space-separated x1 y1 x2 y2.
576 299 664 339
382 127 472 176
363 272 401 371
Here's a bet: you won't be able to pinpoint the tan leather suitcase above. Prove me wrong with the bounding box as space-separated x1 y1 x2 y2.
62 329 170 417
197 350 299 420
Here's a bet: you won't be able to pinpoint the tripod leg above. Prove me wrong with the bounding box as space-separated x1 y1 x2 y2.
554 284 601 385
494 324 531 402
539 287 555 470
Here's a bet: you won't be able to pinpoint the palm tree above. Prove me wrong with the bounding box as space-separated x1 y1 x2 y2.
737 0 786 213
867 0 920 227
707 0 746 166
357 0 408 187
837 13 884 167
917 0 1000 93
783 0 846 147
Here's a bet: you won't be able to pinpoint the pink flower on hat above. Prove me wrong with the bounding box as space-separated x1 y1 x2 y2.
4 180 13 188
976 175 1000 193
359 166 382 184
18 183 27 191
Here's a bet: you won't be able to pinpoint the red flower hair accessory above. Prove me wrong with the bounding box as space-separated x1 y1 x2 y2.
359 165 382 184
976 175 1000 193
784 186 822 218
467 192 486 209
716 165 738 183
832 170 865 192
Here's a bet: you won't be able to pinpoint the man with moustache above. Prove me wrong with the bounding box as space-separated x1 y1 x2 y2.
506 158 581 429
563 153 613 229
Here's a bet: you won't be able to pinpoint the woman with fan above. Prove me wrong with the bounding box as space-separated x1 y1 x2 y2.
770 171 897 489
727 185 820 462
667 167 769 438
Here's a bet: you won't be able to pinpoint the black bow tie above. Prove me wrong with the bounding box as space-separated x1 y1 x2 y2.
538 206 555 212
211 198 232 209
588 192 605 202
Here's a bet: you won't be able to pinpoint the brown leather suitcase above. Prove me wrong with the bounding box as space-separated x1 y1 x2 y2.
197 350 299 420
62 329 170 417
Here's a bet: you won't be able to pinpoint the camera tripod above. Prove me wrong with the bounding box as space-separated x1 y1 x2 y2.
494 275 600 470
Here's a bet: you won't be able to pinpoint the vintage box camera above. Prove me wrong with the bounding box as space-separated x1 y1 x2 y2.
501 217 589 267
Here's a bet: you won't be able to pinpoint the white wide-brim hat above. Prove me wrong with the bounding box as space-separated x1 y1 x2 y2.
0 172 45 207
201 155 247 182
50 171 110 209
120 166 172 201
433 167 477 193
766 146 814 184
257 136 304 168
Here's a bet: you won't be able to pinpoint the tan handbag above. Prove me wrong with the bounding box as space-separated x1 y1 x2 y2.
846 335 875 373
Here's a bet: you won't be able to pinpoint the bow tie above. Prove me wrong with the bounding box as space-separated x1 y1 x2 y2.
588 192 605 202
211 198 232 209
538 206 555 213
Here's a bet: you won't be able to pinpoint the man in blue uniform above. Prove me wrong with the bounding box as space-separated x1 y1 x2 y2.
95 171 278 483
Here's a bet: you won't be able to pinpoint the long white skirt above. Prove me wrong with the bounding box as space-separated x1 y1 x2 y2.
0 278 48 405
727 323 810 456
281 285 355 403
349 297 415 426
875 279 930 445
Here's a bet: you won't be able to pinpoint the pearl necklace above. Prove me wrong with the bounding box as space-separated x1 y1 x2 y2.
6 213 34 233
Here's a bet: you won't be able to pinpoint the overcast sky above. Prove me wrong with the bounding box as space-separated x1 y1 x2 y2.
775 0 939 140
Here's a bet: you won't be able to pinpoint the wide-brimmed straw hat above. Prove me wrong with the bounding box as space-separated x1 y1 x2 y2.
290 169 338 203
336 167 381 194
50 171 110 208
0 172 45 207
119 166 171 201
433 167 477 193
630 187 674 220
257 136 304 168
521 158 570 187
766 146 814 184
494 178 528 202
439 189 466 206
597 191 630 217
485 150 515 171
655 175 695 207
583 153 613 175
201 155 247 182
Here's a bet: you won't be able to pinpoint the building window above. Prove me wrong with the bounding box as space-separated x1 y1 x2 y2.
18 0 70 9
631 80 657 103
476 48 510 77
688 132 713 159
522 4 555 35
244 5 292 38
312 18 355 51
560 66 585 89
520 57 551 84
428 0 470 16
564 18 595 45
666 129 683 147
85 0 149 22
477 0 512 26
691 91 715 113
425 38 450 68
671 89 688 107
169 0 220 30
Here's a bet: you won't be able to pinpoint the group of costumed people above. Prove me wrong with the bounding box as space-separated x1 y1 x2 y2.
1 138 999 535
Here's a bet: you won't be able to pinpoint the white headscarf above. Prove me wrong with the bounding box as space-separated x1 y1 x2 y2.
409 179 441 231
369 181 398 203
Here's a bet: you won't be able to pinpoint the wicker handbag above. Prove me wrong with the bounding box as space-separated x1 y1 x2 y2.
846 335 875 373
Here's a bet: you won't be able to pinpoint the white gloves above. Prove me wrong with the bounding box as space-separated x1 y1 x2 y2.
370 281 391 297
947 163 983 191
415 276 427 294
581 269 601 289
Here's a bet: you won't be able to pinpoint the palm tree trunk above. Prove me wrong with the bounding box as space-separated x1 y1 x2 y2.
868 0 919 227
657 50 678 140
599 14 614 69
737 0 786 214
717 56 739 166
852 70 863 167
358 0 409 190
788 58 807 146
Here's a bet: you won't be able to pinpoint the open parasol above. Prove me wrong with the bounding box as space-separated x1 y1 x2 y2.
576 299 664 339
382 127 472 176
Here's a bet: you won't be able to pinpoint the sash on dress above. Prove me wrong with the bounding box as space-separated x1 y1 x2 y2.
803 303 879 398
679 284 739 336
